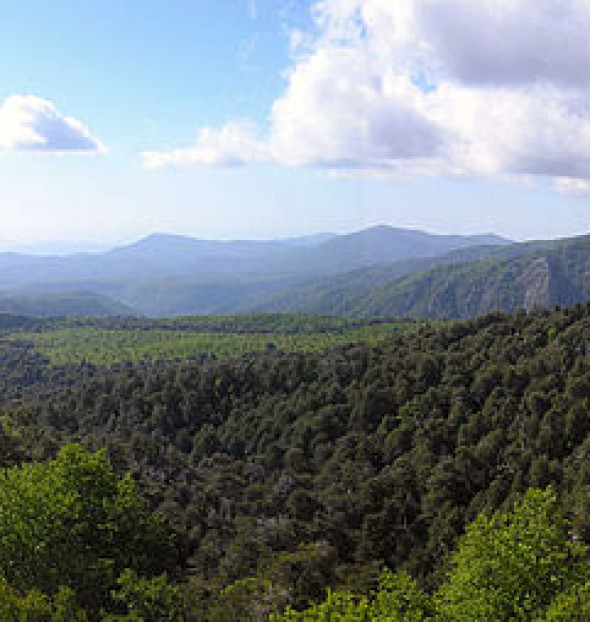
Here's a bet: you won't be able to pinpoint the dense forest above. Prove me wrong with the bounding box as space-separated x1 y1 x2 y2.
1 314 409 366
4 306 590 618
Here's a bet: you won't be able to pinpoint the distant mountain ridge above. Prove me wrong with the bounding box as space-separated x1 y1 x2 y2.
0 226 507 289
0 226 513 317
7 228 590 321
97 226 510 277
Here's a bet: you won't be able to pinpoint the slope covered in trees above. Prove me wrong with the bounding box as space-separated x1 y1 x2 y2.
274 490 590 621
349 235 590 318
2 306 590 618
245 242 533 316
0 290 135 318
251 235 590 318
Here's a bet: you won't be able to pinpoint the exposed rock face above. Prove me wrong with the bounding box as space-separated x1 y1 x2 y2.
518 258 550 311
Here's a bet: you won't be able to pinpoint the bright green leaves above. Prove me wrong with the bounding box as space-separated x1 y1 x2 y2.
0 578 87 621
371 571 435 621
272 489 589 622
438 489 586 621
0 444 176 616
535 581 590 621
272 571 435 621
105 570 183 622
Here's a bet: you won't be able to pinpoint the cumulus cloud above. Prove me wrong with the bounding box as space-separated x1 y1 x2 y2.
269 50 442 168
0 95 103 153
142 121 266 169
426 83 590 178
145 0 590 187
416 0 590 88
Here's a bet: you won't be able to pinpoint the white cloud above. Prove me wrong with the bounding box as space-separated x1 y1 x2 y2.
269 48 442 168
555 177 590 197
426 83 590 178
145 0 590 188
0 95 104 153
142 121 266 169
415 0 590 88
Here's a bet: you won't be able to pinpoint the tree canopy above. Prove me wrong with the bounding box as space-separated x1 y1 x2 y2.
0 444 176 617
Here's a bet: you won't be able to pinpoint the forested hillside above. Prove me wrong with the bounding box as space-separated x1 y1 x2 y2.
3 307 590 618
253 235 590 319
355 234 590 318
0 290 135 317
246 241 537 316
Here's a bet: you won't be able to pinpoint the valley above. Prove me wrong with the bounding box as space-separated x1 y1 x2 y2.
6 227 590 324
5 0 590 618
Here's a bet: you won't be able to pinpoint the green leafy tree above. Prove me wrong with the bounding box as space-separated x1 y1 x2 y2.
536 582 590 621
437 489 586 621
0 444 176 616
106 570 182 621
208 577 282 622
271 570 433 621
0 578 86 621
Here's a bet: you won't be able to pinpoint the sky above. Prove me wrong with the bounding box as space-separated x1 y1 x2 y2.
1 0 590 252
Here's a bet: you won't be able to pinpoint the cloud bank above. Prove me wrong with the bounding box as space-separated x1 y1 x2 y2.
144 0 590 188
0 95 103 154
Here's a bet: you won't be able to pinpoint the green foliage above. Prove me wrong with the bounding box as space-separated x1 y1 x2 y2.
0 578 86 621
438 489 586 621
0 415 25 467
105 570 182 621
207 577 279 622
265 484 590 622
272 571 434 621
265 543 339 610
7 307 590 618
536 582 590 621
273 591 371 621
0 445 176 615
8 318 407 366
371 571 434 621
5 312 400 334
273 490 590 622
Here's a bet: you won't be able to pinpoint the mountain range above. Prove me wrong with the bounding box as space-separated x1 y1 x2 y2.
3 225 590 320
0 226 509 317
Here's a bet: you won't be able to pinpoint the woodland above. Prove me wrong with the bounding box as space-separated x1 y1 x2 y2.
2 307 590 619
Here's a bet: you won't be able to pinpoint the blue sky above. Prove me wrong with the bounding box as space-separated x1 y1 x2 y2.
1 0 590 251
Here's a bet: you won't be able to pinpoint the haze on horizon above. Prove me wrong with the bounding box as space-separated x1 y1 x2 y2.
1 0 590 251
